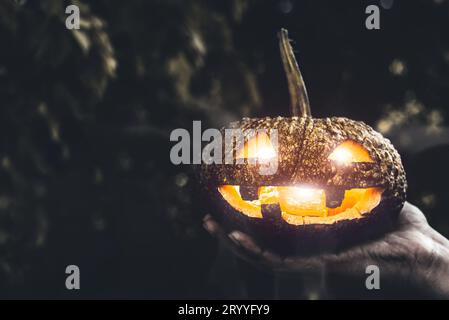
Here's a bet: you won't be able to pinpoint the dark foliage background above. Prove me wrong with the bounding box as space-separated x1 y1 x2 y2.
0 0 447 298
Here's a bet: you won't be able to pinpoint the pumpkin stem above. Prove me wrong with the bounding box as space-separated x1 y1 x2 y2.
278 29 311 117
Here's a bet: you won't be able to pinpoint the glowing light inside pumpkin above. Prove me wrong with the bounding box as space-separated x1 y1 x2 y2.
278 187 327 217
237 132 276 159
328 140 374 164
288 187 323 205
218 185 383 225
329 148 352 164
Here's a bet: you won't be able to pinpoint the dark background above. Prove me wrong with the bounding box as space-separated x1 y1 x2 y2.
0 0 447 299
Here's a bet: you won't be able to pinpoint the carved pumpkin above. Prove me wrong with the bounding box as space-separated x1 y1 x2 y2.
199 29 406 255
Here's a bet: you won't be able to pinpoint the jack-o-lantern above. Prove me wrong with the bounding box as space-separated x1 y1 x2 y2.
199 29 406 255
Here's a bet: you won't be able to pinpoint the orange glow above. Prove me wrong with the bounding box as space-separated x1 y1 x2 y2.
258 186 279 204
237 132 276 160
217 185 383 225
278 187 327 217
328 140 373 164
328 188 367 216
218 185 262 218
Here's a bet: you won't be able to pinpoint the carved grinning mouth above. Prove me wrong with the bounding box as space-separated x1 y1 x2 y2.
218 185 384 225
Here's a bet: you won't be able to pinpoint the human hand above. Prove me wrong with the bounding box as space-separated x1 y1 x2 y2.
203 202 449 298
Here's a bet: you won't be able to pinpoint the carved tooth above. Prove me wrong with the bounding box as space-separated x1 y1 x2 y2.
261 204 282 221
325 188 345 208
240 186 259 201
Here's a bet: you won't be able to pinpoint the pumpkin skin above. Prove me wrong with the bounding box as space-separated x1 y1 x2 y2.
198 30 407 255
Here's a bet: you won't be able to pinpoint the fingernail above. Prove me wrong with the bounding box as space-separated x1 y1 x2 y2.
203 220 217 234
229 231 244 241
228 232 242 246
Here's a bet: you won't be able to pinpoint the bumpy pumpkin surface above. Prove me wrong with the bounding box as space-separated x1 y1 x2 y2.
198 30 406 255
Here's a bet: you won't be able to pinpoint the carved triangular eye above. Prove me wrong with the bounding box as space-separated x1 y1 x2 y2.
328 140 374 164
236 132 276 160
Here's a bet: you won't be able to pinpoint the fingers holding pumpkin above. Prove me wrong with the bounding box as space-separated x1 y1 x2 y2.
227 231 287 269
203 213 351 272
228 231 262 255
202 214 222 236
203 214 286 268
203 214 259 262
203 214 240 252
